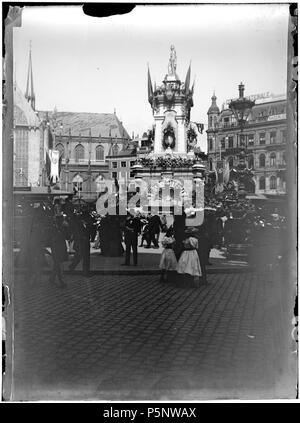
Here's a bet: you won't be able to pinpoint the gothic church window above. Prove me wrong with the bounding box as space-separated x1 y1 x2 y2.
112 144 119 156
75 144 84 162
14 129 29 186
96 144 104 161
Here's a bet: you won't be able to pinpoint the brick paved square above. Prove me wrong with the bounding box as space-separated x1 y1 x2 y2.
8 270 295 401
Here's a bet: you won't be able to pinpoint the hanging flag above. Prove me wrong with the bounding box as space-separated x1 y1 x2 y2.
213 160 225 194
223 161 230 184
47 149 60 185
48 127 53 149
46 150 51 179
58 153 63 177
196 123 204 134
216 160 224 184
114 177 119 193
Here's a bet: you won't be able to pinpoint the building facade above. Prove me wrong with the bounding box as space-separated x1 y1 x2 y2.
14 46 131 200
37 110 131 199
106 143 137 181
207 92 287 195
13 84 44 187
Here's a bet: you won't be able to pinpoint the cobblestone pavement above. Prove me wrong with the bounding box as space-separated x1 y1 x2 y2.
10 269 295 401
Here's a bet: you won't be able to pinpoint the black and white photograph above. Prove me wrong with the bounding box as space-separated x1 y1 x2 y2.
2 2 298 401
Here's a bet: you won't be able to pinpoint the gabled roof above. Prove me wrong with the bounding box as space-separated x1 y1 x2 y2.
13 85 40 127
37 110 130 139
107 145 137 159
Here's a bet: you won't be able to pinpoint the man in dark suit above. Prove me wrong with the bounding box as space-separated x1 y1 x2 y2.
68 213 90 276
146 213 162 248
122 212 141 266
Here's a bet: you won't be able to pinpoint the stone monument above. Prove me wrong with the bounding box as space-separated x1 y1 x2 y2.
132 46 206 221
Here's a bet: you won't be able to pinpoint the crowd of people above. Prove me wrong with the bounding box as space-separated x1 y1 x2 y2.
14 195 287 287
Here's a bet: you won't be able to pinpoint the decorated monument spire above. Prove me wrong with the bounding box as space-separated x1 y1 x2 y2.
25 41 35 110
145 46 195 155
147 64 153 102
184 61 191 95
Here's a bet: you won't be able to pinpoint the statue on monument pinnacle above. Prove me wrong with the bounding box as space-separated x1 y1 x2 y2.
168 45 177 76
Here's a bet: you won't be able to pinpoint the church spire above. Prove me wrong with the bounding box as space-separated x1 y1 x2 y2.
25 41 35 110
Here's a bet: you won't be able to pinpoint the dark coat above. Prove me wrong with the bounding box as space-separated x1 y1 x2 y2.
148 215 162 234
50 227 68 262
124 216 141 240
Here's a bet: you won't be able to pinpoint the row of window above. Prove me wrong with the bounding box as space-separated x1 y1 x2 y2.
209 152 285 171
55 143 120 162
209 130 287 150
111 171 135 179
209 107 286 128
258 176 279 190
72 174 106 193
111 161 136 168
253 152 286 168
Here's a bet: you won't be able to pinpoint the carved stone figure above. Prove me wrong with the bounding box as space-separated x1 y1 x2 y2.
168 45 177 75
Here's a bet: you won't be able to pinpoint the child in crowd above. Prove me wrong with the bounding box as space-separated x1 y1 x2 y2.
177 227 202 286
159 226 177 282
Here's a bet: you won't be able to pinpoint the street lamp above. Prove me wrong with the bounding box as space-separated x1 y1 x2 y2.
228 82 255 196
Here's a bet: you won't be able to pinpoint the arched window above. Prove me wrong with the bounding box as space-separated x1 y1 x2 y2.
259 153 265 168
209 116 213 127
96 144 104 161
209 158 213 171
259 176 265 190
72 174 83 193
270 152 276 167
95 174 106 192
248 154 254 169
282 152 286 165
112 144 119 156
270 175 277 190
75 144 84 162
55 143 65 158
228 157 234 169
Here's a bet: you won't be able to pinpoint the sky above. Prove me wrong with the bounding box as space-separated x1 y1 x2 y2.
13 3 289 151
